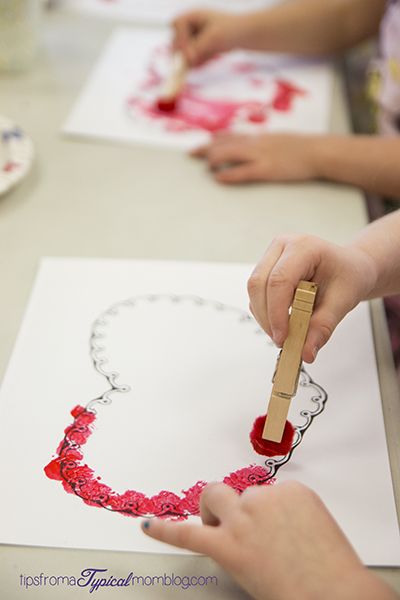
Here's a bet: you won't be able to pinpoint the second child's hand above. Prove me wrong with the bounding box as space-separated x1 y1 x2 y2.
191 133 322 185
172 0 386 67
172 10 251 67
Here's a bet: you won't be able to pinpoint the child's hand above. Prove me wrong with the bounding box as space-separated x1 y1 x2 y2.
172 10 246 67
192 133 321 184
142 481 394 600
248 234 377 361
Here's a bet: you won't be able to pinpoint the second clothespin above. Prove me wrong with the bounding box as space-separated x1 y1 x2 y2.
156 51 188 113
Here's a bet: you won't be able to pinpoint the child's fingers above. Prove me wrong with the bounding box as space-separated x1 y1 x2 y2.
214 163 261 184
172 11 207 64
141 483 238 557
302 287 355 362
190 144 209 158
212 131 243 143
191 33 216 66
191 139 229 158
207 146 250 170
211 133 252 147
302 312 335 363
191 134 250 159
172 15 192 52
199 483 239 526
141 518 219 555
247 240 286 337
266 244 317 345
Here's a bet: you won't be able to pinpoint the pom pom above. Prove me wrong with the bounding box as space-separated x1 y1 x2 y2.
250 414 295 457
156 97 177 112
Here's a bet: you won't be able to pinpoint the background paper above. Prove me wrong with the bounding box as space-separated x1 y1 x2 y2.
63 28 333 150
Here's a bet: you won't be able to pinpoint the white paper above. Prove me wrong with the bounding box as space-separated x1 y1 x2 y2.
0 258 398 564
65 0 277 25
63 28 333 150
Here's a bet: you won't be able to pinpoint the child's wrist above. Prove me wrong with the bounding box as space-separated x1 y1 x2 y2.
237 10 276 51
326 566 398 600
345 243 379 302
287 565 375 600
303 135 333 179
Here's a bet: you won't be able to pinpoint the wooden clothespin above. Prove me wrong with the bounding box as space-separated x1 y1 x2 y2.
156 51 188 112
262 281 318 443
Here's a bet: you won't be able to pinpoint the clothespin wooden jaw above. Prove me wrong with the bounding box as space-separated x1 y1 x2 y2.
160 51 187 100
262 281 318 443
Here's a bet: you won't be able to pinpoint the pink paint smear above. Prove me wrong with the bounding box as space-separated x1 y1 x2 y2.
3 161 20 173
128 80 304 134
128 45 306 135
129 91 264 133
44 405 274 521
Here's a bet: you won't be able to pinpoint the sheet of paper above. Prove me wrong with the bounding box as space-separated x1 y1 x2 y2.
65 0 277 25
63 28 333 150
0 258 398 563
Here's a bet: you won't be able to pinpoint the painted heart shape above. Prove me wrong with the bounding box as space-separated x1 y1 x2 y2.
44 295 327 521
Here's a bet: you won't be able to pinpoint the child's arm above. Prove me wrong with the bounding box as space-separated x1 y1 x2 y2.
352 211 400 298
142 482 397 600
173 0 386 66
193 134 400 199
247 210 400 362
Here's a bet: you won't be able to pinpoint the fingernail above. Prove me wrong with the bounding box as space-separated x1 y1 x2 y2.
312 346 319 360
272 330 283 346
142 520 150 530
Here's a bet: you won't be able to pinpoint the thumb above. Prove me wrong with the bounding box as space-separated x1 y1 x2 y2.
303 310 338 363
191 29 221 66
172 11 210 66
302 289 358 362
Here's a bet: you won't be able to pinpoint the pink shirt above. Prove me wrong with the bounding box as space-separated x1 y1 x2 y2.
377 0 400 134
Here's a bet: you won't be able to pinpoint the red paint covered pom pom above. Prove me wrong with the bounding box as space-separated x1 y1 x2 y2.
250 414 295 457
156 97 177 113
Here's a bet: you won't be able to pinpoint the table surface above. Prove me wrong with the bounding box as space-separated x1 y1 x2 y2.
0 6 399 598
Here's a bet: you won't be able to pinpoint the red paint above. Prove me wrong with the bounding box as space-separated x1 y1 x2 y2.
250 414 295 457
44 458 63 481
130 91 270 134
233 61 257 74
272 80 306 112
248 110 267 124
71 404 85 418
250 77 264 88
156 97 177 113
3 161 20 173
128 47 307 135
141 66 163 91
45 405 275 520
